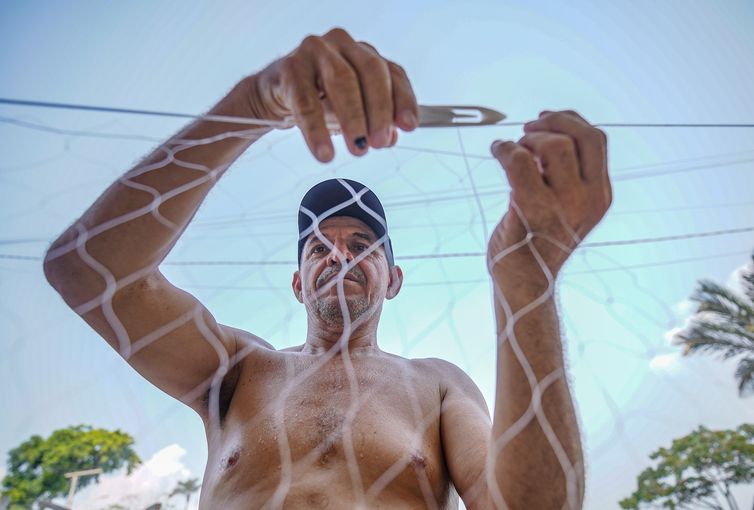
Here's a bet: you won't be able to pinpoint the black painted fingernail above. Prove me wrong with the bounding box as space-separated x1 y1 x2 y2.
354 136 368 150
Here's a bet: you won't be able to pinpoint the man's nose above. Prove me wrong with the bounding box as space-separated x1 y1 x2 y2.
326 242 353 266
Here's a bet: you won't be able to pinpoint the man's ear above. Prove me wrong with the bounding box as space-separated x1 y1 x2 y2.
292 270 304 303
386 265 403 299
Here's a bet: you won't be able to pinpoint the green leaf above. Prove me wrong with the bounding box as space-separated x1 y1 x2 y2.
621 424 754 509
1 425 141 507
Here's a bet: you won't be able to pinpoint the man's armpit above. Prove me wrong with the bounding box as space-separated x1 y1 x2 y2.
197 328 275 423
200 362 242 424
198 328 242 423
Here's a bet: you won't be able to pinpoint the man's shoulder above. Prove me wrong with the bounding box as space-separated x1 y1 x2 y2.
220 325 276 353
408 357 478 391
412 358 489 418
410 356 466 374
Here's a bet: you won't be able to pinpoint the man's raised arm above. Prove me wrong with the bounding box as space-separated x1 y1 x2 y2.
43 28 418 418
485 111 612 509
42 73 278 417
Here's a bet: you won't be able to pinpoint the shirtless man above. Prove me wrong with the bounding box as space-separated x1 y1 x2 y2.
43 28 611 509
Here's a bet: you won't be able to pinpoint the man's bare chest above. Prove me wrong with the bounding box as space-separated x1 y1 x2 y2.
209 353 449 503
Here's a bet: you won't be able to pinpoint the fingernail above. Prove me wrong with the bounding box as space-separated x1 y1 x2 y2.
400 110 418 129
354 136 368 150
372 128 390 147
317 144 333 161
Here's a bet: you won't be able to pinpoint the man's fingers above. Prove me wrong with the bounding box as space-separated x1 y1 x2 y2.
388 125 398 147
387 61 419 132
279 55 333 163
518 132 582 191
491 140 549 199
524 111 607 184
337 39 394 148
271 29 418 161
539 109 590 124
338 36 417 133
310 40 369 156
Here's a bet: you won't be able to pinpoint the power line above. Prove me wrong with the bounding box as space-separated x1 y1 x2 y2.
1 198 750 247
2 97 754 129
0 98 281 127
189 155 754 229
12 248 746 292
0 254 42 261
582 225 754 248
1 102 751 217
187 148 754 229
177 249 751 289
598 123 754 128
0 238 51 245
4 225 751 266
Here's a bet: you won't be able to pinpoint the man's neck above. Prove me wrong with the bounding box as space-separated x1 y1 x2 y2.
302 317 382 356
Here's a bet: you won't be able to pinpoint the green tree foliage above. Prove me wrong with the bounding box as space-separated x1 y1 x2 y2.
676 253 754 396
1 425 140 509
619 424 754 509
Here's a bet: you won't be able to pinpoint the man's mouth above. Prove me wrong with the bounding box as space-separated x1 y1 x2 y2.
320 271 362 287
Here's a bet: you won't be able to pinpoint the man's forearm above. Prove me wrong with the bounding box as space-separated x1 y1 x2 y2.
489 277 584 510
44 75 269 298
484 107 610 509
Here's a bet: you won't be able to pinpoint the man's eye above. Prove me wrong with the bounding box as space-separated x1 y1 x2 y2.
312 245 325 254
355 243 368 251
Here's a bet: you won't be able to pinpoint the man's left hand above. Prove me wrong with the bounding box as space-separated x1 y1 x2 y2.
488 110 612 290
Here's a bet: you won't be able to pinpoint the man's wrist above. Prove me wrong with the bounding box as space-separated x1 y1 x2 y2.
209 74 273 125
489 256 559 288
237 74 271 121
488 263 558 312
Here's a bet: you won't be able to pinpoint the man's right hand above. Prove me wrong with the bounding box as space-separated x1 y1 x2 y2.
248 28 419 162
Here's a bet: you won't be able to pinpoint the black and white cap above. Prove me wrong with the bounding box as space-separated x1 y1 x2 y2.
297 178 394 267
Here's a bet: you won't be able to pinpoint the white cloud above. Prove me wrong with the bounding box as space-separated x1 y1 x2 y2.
663 326 685 346
664 288 736 348
673 298 696 316
665 295 701 346
57 444 200 510
725 261 752 298
649 352 682 372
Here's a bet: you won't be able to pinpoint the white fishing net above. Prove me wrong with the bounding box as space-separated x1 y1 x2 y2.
1 100 753 509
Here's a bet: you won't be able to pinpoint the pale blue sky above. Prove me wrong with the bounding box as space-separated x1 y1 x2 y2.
1 1 754 508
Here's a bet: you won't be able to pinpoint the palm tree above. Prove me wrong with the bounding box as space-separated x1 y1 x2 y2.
168 478 201 510
676 252 754 397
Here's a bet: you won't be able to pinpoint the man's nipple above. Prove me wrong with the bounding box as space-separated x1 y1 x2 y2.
222 448 242 470
410 450 427 470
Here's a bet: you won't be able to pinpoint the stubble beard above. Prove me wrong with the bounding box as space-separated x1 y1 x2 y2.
316 295 370 327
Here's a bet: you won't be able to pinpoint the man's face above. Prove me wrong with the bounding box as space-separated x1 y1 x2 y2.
292 216 401 326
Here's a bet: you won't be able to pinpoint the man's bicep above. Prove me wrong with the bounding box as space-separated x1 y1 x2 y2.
438 361 492 510
80 269 258 415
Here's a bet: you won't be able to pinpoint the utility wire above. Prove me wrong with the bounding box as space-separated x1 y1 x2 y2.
2 97 754 129
176 249 752 289
4 225 751 266
0 98 281 127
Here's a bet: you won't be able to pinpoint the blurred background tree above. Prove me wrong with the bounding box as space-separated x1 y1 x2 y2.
1 425 140 509
676 253 754 397
168 478 201 510
620 424 754 509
